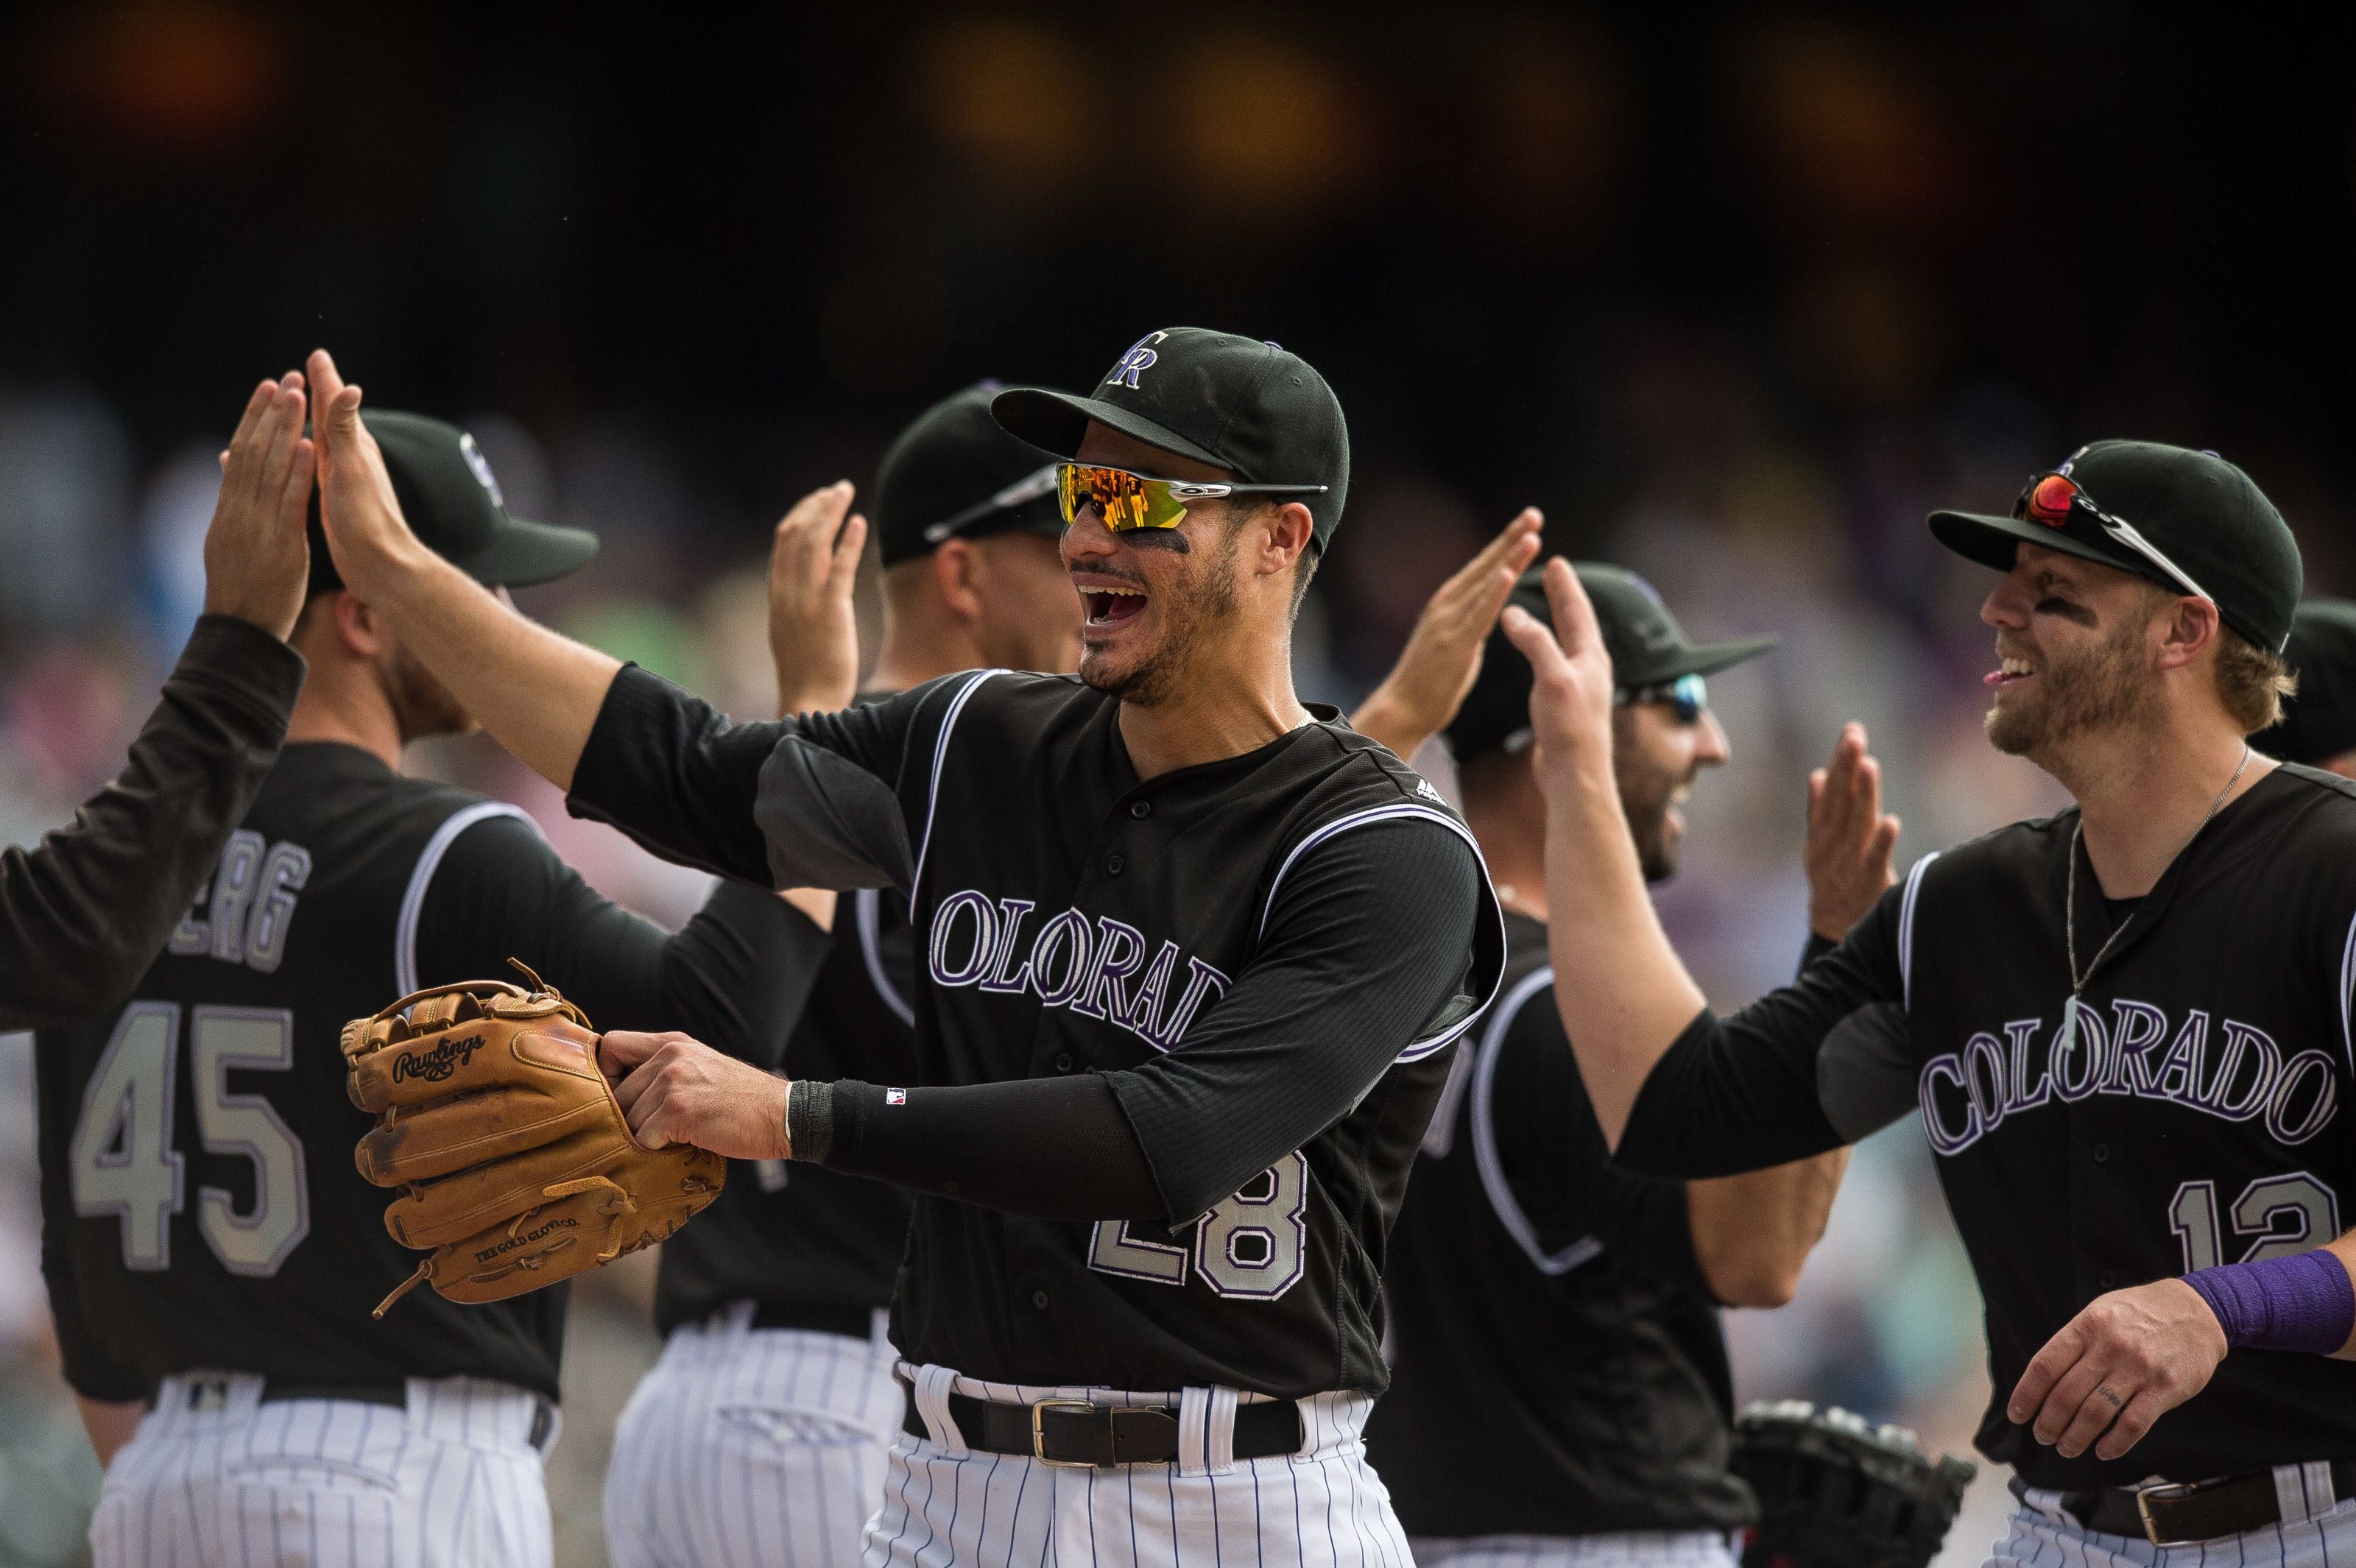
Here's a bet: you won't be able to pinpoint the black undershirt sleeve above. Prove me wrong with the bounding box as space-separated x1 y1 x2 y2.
414 814 829 1067
564 664 935 891
1 616 306 1031
1616 883 1908 1180
794 821 1484 1223
804 1075 1163 1219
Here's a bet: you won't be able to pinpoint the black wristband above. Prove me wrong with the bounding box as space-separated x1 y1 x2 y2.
788 1079 835 1164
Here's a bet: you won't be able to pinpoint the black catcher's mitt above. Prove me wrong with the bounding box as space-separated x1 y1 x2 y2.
1731 1400 1976 1568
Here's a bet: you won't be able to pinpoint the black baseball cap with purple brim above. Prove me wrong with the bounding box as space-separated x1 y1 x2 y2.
307 409 597 595
1928 440 2302 654
989 326 1352 551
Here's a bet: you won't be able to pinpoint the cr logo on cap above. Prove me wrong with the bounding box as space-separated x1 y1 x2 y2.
459 432 505 508
1107 331 1168 392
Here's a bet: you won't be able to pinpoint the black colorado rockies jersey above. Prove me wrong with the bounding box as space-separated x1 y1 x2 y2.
1617 763 2356 1490
655 882 919 1335
36 741 822 1403
1368 913 1754 1538
569 664 1505 1397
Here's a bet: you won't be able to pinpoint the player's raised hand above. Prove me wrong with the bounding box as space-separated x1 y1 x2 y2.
2007 1279 2227 1461
306 347 429 602
1805 722 1901 941
1352 507 1544 757
768 481 868 716
602 1029 792 1160
202 371 316 639
1500 556 1617 794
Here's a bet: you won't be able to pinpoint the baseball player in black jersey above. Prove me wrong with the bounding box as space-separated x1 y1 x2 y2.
1509 440 2356 1566
1361 565 1884 1568
37 407 832 1568
2 371 313 1032
605 384 1080 1568
306 333 1506 1568
2262 601 2356 778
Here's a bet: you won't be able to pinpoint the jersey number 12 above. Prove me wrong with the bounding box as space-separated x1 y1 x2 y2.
2168 1171 2339 1271
68 1002 310 1276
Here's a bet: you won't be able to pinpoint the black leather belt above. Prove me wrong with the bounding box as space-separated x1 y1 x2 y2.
747 1302 878 1339
901 1385 1305 1467
2017 1461 2356 1547
262 1380 409 1408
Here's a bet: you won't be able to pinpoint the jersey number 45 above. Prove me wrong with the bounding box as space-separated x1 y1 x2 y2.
68 1002 308 1277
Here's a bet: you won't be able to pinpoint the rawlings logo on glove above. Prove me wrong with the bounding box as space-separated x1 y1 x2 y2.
342 962 724 1317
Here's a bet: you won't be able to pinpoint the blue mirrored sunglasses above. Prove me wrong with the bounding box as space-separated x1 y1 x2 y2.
1617 671 1708 724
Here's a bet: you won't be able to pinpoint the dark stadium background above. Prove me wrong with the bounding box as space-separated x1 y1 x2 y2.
2 6 2353 1564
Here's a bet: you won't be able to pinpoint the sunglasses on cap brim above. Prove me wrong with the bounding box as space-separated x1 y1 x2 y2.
2014 471 2216 604
922 464 1062 547
1055 462 1328 533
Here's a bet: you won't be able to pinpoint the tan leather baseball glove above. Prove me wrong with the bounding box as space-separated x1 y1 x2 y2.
342 964 724 1316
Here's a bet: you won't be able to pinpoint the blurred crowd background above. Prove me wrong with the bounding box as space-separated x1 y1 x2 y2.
4 3 2355 1564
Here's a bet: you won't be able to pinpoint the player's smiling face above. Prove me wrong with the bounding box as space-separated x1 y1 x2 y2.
1981 543 2165 760
1062 423 1280 707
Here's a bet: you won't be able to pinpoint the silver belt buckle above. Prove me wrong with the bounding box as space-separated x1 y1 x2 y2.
1030 1399 1098 1466
2134 1481 2201 1549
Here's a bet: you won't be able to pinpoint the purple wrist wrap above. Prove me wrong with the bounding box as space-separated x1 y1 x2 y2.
2181 1249 2356 1355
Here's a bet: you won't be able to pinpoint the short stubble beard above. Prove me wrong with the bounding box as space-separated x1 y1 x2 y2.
1081 526 1244 708
1984 614 2154 763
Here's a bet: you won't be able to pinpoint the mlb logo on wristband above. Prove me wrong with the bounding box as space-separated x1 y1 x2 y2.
886 1088 907 1105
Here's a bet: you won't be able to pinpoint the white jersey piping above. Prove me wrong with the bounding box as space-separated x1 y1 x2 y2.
909 670 1001 897
1898 850 1940 1010
1470 963 1604 1276
1255 802 1505 1063
395 802 536 997
857 886 915 1028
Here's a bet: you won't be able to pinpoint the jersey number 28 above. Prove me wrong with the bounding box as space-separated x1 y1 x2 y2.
68 1002 309 1276
1087 1153 1308 1299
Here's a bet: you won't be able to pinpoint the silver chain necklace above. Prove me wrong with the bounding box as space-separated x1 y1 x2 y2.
2056 742 2251 1057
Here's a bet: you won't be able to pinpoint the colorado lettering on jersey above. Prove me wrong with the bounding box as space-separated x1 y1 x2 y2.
926 889 1231 1053
1917 998 2340 1155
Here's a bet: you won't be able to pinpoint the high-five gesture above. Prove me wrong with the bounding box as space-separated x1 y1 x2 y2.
1805 723 1901 941
203 371 317 639
768 481 869 717
306 347 427 603
1500 556 1619 794
1352 509 1544 757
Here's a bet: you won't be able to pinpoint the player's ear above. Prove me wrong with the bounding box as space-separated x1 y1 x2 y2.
1256 502 1314 585
2154 593 2218 674
335 590 387 659
932 538 984 622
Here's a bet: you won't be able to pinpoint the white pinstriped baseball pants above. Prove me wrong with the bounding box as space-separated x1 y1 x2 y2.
604 1305 904 1568
1992 1475 2356 1568
89 1373 556 1568
1406 1533 1740 1568
868 1363 1414 1568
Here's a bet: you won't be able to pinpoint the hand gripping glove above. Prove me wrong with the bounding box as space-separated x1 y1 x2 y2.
1731 1400 1976 1568
342 964 724 1316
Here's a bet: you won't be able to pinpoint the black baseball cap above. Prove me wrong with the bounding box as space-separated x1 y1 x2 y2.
875 381 1066 568
1445 563 1778 762
307 410 597 595
1928 440 2302 654
990 327 1352 550
2260 599 2356 766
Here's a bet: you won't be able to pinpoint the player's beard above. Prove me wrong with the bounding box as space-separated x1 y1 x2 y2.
1984 615 2153 761
1081 528 1244 708
1613 709 1690 883
381 640 474 743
